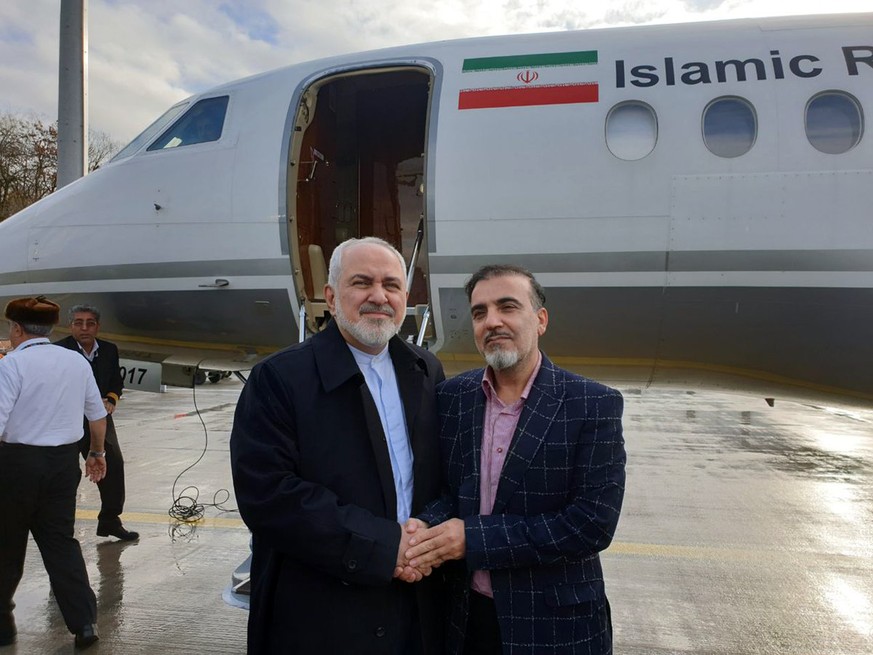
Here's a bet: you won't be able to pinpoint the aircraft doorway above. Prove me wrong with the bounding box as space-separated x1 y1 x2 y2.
289 67 434 343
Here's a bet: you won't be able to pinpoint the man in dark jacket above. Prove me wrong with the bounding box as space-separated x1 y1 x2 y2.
56 304 138 541
406 265 626 655
231 237 445 654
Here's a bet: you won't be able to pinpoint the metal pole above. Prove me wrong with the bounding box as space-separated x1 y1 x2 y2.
57 0 88 189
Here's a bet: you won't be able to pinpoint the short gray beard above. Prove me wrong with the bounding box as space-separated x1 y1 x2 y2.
484 348 520 371
334 301 398 349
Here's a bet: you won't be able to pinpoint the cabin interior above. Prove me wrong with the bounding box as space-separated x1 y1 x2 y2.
291 68 432 336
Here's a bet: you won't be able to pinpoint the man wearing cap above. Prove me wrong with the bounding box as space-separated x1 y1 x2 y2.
0 296 108 650
56 304 138 542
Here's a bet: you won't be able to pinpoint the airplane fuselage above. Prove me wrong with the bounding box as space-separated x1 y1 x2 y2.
0 13 871 404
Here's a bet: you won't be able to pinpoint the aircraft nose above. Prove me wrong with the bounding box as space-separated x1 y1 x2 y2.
0 208 36 301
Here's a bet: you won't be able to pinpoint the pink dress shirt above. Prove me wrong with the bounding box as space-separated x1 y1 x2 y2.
471 352 542 598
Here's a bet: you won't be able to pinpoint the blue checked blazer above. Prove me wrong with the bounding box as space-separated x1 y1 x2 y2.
419 354 626 654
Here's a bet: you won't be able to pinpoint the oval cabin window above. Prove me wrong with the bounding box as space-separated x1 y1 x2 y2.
606 102 658 161
805 91 863 155
702 97 756 158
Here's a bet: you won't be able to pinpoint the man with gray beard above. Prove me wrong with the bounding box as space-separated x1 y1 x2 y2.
403 264 626 655
230 237 445 655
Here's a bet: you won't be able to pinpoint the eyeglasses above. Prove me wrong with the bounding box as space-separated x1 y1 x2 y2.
71 320 98 328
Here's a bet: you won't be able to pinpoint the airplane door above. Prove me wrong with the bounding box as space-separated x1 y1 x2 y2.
288 67 434 342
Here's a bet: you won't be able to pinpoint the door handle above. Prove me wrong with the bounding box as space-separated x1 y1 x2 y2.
198 279 230 288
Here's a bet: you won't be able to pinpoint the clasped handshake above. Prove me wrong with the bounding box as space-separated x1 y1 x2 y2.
393 517 465 583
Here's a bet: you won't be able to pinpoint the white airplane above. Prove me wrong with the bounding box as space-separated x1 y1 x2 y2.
0 13 871 405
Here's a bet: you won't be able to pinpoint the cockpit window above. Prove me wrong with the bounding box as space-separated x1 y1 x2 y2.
147 96 229 151
110 101 190 162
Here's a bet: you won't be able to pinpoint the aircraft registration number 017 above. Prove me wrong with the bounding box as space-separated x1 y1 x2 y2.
119 358 163 393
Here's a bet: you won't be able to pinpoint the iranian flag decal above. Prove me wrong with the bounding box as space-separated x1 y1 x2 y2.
459 50 599 110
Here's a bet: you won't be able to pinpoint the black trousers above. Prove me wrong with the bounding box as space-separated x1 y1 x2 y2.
79 414 126 527
0 442 97 632
463 591 502 655
397 581 424 655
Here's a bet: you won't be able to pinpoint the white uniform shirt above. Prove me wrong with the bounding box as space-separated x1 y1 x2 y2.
0 338 106 446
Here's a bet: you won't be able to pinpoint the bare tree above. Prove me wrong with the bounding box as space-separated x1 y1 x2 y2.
0 113 121 222
0 115 44 219
88 128 119 171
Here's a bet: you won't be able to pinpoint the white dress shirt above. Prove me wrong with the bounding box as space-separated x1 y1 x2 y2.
76 338 99 362
0 338 106 446
348 343 414 523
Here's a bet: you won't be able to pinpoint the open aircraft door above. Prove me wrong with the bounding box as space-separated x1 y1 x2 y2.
287 65 437 347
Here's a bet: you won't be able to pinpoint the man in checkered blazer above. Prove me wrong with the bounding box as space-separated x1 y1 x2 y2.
404 265 626 654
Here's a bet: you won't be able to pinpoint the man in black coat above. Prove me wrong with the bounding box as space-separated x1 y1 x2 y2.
56 304 138 541
231 237 445 654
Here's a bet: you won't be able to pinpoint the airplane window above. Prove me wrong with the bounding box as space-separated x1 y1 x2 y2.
805 91 863 155
147 96 229 151
702 97 756 158
110 102 190 162
606 101 657 161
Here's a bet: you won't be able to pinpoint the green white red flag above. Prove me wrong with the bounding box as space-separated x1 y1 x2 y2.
459 50 599 110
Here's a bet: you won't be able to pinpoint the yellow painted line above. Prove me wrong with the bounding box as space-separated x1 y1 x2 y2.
607 540 867 563
608 541 744 560
70 509 838 562
75 508 249 530
71 510 863 564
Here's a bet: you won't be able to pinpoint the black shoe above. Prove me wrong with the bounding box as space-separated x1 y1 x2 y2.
0 612 15 646
74 624 99 649
96 524 139 541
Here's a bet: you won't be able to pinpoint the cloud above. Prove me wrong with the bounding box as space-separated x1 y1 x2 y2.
0 2 60 119
681 0 729 12
88 0 287 139
1 0 870 143
219 2 280 45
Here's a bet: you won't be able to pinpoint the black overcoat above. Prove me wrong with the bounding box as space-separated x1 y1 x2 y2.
230 320 445 654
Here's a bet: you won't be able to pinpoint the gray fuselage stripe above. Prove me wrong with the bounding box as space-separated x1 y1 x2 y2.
0 258 293 286
428 250 873 274
2 250 871 287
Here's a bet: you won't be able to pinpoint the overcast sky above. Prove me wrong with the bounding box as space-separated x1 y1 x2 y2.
1 0 869 144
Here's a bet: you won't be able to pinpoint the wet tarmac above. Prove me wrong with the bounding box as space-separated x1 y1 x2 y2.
4 377 872 653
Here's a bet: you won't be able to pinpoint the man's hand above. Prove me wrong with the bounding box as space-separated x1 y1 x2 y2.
405 518 466 569
103 399 115 415
85 455 106 483
393 518 432 583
